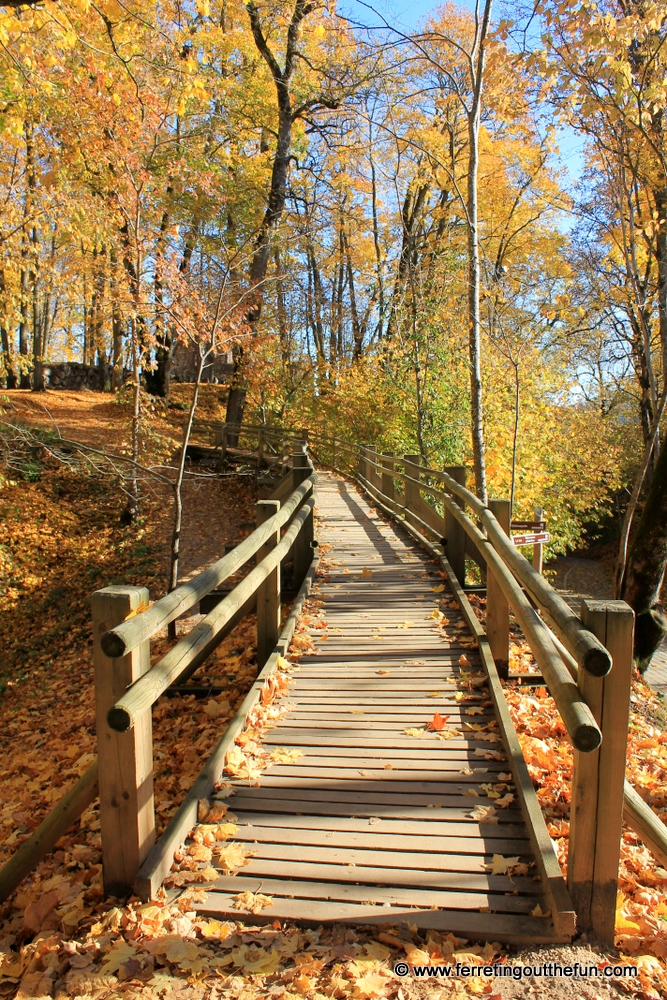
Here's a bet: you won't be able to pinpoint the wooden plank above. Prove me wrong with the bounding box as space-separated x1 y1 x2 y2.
206 869 534 912
230 848 537 913
228 789 524 823
263 754 505 771
236 817 529 852
231 810 528 840
195 888 564 943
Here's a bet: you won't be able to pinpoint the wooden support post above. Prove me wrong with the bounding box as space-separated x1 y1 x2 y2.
92 586 155 898
533 505 544 573
292 447 312 585
444 466 466 586
568 599 634 945
381 453 395 509
256 500 281 668
403 455 420 513
365 444 378 490
487 499 511 678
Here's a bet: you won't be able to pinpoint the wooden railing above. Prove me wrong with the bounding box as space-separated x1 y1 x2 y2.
0 443 318 906
298 432 667 946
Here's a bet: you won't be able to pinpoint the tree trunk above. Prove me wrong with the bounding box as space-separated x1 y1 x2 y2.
225 386 246 447
622 429 667 669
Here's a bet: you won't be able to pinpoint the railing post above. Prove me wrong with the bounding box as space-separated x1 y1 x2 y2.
381 453 395 510
487 499 511 677
403 455 420 513
292 446 313 585
92 586 155 897
443 466 466 586
256 500 281 668
367 444 379 491
568 599 634 946
533 505 544 573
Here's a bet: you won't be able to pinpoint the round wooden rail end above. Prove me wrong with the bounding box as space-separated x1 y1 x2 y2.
101 630 127 659
107 706 132 733
582 644 612 677
574 723 603 754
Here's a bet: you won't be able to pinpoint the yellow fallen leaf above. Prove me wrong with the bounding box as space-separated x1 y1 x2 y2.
403 727 425 738
123 600 150 621
214 842 255 871
233 891 274 914
431 584 445 593
361 567 373 577
469 804 498 823
270 747 303 764
483 854 520 875
495 793 515 808
230 945 281 975
531 904 551 918
99 940 138 976
197 918 235 941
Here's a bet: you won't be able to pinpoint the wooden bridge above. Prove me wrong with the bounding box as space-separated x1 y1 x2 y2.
2 426 667 948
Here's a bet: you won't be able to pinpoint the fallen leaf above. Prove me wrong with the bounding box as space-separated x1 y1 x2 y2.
214 842 255 871
427 712 450 731
403 727 425 738
469 805 498 823
361 567 373 577
270 747 303 764
233 891 274 914
483 854 521 875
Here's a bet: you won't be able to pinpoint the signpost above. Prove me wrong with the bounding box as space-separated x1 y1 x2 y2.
510 507 547 572
511 531 550 547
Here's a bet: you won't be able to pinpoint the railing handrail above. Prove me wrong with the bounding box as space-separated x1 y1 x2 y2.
106 498 315 733
343 447 611 677
101 473 315 658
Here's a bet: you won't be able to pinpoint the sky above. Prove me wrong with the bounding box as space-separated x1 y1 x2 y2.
337 0 588 192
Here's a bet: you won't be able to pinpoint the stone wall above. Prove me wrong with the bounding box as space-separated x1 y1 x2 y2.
44 363 106 390
170 345 235 383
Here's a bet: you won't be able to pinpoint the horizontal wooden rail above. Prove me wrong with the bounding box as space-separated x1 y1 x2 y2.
0 763 99 904
107 499 315 733
355 451 610 678
102 477 314 658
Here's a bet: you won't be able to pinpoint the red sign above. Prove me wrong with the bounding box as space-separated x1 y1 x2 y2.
512 531 550 547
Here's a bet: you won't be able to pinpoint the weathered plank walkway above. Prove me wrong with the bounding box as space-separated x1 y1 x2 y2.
196 473 564 941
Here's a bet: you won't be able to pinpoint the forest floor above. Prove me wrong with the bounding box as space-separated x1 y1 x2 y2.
1 389 667 1000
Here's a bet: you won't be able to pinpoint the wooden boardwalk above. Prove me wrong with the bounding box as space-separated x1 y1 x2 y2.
196 473 567 942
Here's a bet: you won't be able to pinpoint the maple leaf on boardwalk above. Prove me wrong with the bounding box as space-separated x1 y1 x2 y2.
469 804 499 823
270 747 303 764
233 891 274 914
427 712 450 731
483 854 521 875
214 842 255 871
403 727 426 738
361 567 373 577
